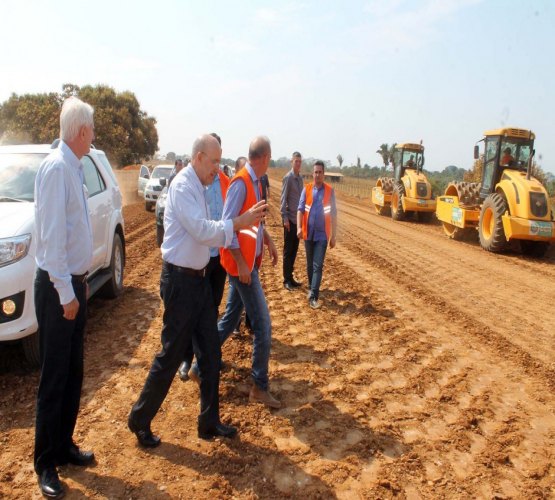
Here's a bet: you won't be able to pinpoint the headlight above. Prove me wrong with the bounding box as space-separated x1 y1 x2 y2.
0 234 32 267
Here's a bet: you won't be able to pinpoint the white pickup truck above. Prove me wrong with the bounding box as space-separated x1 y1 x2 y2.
0 143 126 366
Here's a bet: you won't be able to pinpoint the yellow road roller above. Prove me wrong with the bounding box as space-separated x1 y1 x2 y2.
371 142 436 222
436 127 555 256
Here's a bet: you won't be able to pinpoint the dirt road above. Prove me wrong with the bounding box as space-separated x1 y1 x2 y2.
1 181 554 498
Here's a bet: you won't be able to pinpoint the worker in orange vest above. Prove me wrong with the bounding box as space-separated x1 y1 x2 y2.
189 136 280 409
297 160 337 309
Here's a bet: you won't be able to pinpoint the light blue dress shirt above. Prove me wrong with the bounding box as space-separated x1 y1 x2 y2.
221 163 264 257
206 173 224 257
34 141 93 305
161 165 233 268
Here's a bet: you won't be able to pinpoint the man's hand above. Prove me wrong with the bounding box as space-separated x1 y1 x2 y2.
62 298 79 320
330 235 336 249
237 260 251 284
297 228 302 239
266 236 278 266
233 200 268 231
283 219 290 232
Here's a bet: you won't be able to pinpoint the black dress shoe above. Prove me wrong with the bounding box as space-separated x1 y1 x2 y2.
178 361 190 381
198 422 238 440
38 468 64 498
66 445 95 466
291 279 302 287
128 415 161 448
284 282 294 291
55 444 94 467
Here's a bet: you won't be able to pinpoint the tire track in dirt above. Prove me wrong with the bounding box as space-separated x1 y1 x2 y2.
337 200 555 370
337 226 555 392
316 215 554 497
262 197 553 497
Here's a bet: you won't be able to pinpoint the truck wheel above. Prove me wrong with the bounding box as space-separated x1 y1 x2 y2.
520 240 549 257
99 233 124 298
22 332 40 367
391 182 406 221
156 224 164 247
479 193 508 252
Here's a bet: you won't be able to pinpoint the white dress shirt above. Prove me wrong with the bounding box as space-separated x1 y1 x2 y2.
34 141 93 305
161 165 233 269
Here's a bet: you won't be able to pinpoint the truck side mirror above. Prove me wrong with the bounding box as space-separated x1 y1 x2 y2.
473 145 479 160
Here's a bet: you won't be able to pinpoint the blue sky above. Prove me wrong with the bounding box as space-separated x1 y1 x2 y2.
1 0 554 173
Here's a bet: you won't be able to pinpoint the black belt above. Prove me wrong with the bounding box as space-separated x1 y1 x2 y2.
72 272 88 283
164 261 207 277
38 268 88 283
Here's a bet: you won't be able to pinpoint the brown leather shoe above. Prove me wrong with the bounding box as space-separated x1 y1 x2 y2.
249 384 281 409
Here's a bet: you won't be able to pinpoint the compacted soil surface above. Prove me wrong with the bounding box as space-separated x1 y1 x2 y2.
1 173 554 499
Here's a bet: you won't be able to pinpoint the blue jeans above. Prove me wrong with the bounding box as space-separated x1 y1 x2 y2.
218 268 272 391
305 239 328 300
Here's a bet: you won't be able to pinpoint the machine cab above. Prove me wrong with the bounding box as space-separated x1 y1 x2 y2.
478 127 535 199
392 143 425 182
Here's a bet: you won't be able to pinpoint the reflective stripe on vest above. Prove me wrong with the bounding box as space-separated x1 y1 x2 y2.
220 168 261 275
302 182 332 240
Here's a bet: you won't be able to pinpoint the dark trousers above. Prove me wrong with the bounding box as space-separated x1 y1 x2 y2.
183 255 227 366
130 262 221 430
282 222 300 284
34 269 87 474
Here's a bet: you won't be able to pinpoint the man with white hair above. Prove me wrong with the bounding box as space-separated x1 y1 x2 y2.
33 96 96 498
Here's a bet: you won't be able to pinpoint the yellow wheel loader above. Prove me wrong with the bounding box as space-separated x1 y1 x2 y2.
372 142 436 221
436 127 555 256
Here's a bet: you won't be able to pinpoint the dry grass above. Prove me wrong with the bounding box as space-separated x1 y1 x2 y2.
268 167 375 202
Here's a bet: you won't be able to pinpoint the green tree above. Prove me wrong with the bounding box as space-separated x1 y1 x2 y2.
0 92 61 144
337 154 343 168
376 143 391 171
166 152 176 162
0 83 158 166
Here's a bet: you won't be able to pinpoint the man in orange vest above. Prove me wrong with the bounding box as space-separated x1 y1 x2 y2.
297 160 337 309
218 136 281 408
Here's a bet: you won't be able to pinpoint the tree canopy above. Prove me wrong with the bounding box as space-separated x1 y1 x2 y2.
375 143 397 172
0 83 158 167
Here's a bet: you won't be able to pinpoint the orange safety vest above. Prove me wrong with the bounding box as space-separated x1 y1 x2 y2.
218 170 229 200
220 168 262 276
302 182 332 241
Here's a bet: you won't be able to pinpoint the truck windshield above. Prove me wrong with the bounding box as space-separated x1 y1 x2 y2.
0 153 47 202
499 140 532 169
151 167 172 179
401 150 423 168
